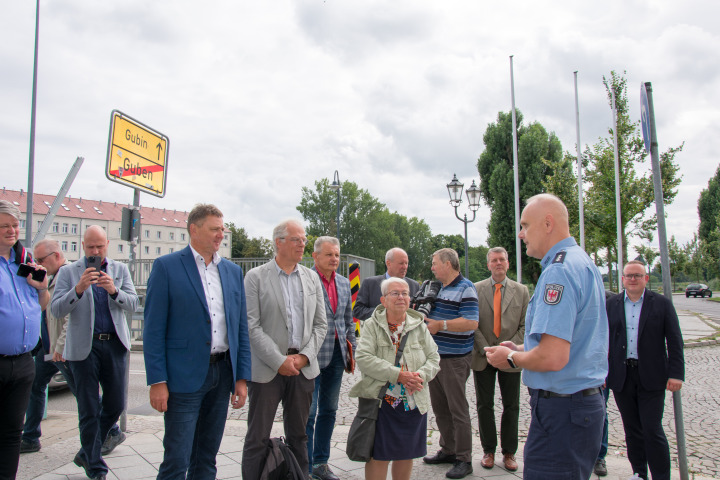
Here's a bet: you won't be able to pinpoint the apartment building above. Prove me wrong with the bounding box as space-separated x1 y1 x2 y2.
0 188 232 261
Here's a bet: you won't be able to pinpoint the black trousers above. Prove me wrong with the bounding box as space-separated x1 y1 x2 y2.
473 366 521 455
0 353 35 479
242 374 315 480
613 365 671 480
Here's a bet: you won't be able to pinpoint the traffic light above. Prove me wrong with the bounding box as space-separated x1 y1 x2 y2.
120 207 141 242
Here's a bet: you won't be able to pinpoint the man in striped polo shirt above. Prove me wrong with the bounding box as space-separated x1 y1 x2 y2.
422 248 479 479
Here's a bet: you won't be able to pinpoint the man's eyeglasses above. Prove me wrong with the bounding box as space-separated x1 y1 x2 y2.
623 274 645 280
281 236 308 245
386 291 410 299
35 252 57 264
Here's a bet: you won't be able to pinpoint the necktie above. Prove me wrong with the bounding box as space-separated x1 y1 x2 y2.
493 283 502 338
41 310 51 354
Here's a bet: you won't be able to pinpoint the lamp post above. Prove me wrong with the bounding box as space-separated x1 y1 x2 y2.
329 170 341 243
446 174 481 278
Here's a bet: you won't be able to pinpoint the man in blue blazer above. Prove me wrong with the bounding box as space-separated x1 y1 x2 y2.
305 236 356 480
606 260 684 480
52 225 138 480
143 204 251 480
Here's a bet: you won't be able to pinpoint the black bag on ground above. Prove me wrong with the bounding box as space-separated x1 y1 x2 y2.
259 436 305 480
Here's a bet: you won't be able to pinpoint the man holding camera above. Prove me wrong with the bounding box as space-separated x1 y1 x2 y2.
471 247 528 472
353 247 420 320
0 200 49 479
52 225 138 480
423 248 479 479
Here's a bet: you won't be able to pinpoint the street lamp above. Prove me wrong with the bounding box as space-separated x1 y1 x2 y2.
446 174 481 278
329 170 341 242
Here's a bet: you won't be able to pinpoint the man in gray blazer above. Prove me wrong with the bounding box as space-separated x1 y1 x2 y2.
352 247 420 320
471 247 528 472
51 226 138 480
241 219 327 479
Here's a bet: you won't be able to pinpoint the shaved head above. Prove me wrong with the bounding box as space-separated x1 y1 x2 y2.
519 194 571 259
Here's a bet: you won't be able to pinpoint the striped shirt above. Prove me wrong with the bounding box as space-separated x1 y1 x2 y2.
428 274 479 357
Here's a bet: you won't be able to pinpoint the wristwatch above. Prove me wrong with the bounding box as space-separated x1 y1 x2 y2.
442 320 448 331
507 351 518 369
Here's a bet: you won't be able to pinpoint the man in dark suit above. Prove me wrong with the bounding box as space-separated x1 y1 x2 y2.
143 204 251 479
305 236 356 480
471 247 528 472
52 225 138 480
607 260 684 480
352 247 420 320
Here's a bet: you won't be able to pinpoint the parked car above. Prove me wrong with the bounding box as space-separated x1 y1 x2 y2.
48 371 69 392
686 284 713 298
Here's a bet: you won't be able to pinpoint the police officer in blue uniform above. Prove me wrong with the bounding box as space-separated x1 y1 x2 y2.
486 194 608 479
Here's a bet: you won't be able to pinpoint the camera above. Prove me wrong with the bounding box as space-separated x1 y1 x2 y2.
411 280 442 317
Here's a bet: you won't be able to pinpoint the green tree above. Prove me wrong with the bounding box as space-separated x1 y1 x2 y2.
634 243 658 291
226 222 273 258
477 111 563 282
583 71 683 291
297 179 434 279
698 165 720 243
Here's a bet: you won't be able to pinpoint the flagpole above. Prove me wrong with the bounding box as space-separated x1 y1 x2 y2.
510 55 521 282
574 71 585 250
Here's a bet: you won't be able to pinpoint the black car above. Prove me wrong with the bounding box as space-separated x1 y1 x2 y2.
686 283 713 298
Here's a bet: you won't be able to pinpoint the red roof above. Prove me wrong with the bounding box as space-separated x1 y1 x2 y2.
0 188 189 227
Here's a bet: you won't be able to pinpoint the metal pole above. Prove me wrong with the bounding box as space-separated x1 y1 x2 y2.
463 214 469 279
336 188 340 243
25 0 40 247
574 71 585 250
33 157 84 244
645 81 688 480
510 55 522 282
612 90 623 291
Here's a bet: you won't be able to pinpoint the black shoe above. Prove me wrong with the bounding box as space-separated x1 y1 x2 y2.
19 439 41 453
423 450 457 465
593 458 608 476
311 464 340 480
74 452 90 476
101 431 126 455
445 461 473 479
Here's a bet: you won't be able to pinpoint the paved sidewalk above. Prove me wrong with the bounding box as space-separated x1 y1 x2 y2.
17 311 719 479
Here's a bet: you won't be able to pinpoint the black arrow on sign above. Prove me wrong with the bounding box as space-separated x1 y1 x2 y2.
156 142 163 161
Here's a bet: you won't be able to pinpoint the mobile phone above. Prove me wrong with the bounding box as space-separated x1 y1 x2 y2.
16 263 47 282
87 256 102 271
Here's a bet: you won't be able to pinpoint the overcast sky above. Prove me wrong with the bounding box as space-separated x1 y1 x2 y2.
2 1 718 257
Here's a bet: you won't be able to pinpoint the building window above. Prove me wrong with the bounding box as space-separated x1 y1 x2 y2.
181 233 186 241
156 247 161 255
61 241 68 251
144 246 150 254
38 220 42 229
118 244 124 253
223 243 228 247
52 222 59 233
72 224 78 234
144 229 150 238
169 248 174 253
156 231 162 239
169 232 174 240
118 228 122 236
70 242 77 252
62 223 69 233
20 219 26 228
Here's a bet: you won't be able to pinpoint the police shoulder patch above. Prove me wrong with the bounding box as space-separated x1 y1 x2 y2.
552 251 567 264
544 283 564 305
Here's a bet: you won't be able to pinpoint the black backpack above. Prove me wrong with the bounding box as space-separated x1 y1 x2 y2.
259 437 305 480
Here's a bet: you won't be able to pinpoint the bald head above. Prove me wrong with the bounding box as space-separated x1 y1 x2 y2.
519 194 571 259
82 225 109 261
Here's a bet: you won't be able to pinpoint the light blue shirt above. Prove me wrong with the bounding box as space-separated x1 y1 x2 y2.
274 260 304 349
0 249 41 355
623 291 644 359
523 237 609 394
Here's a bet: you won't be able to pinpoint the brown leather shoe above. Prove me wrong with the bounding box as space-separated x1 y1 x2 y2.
480 452 494 469
503 454 518 471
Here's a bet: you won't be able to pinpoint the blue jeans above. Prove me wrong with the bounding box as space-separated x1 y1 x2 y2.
23 349 120 445
69 337 128 477
157 356 233 480
306 340 345 468
598 386 610 460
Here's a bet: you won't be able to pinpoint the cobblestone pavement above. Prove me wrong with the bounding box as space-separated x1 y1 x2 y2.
228 342 720 478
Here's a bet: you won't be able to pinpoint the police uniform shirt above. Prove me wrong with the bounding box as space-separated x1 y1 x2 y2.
522 237 609 394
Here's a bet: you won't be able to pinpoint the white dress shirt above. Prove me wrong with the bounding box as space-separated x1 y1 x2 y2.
190 245 228 353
